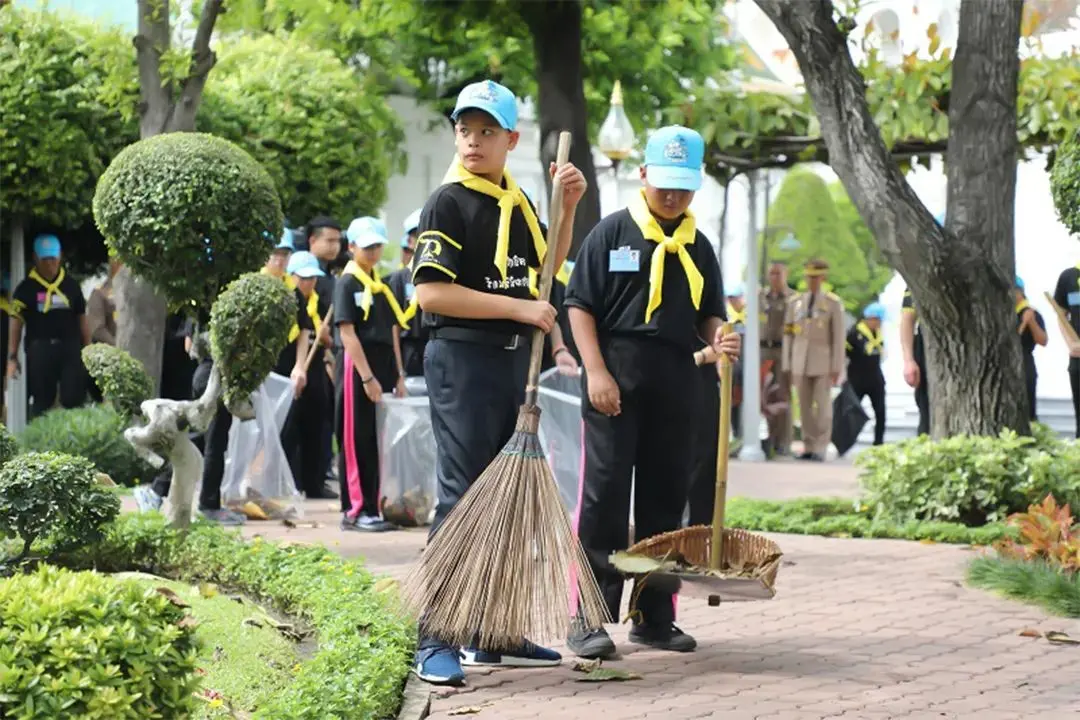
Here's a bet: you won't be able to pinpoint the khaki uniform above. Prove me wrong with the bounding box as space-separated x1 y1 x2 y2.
782 289 845 455
759 287 793 451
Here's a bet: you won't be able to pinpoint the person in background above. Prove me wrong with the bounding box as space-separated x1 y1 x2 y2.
900 286 929 435
846 302 887 446
783 258 844 462
1015 277 1047 420
6 234 89 419
261 232 294 280
388 209 428 378
400 209 420 270
760 261 794 456
87 258 121 346
725 283 746 440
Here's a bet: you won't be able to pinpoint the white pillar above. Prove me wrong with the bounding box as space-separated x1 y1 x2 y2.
739 172 765 461
6 220 27 433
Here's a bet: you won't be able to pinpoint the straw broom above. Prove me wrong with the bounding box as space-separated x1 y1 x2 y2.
402 131 610 650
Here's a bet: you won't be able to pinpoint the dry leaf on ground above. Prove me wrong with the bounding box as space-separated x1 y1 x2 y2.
576 667 642 682
155 586 189 608
571 658 602 673
1018 628 1042 638
448 703 493 715
1046 631 1080 645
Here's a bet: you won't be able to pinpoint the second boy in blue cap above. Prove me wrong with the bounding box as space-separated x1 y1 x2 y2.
387 208 428 378
846 302 887 445
1014 277 1046 419
564 126 741 659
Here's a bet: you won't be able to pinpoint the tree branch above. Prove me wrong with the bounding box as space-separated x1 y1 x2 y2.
169 0 224 132
135 0 172 138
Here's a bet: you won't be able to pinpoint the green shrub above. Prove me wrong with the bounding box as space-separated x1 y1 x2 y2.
81 343 153 420
856 427 1080 526
0 452 120 563
92 132 284 310
1051 126 1080 236
0 422 17 468
64 514 414 719
19 405 156 487
0 565 200 719
210 272 296 408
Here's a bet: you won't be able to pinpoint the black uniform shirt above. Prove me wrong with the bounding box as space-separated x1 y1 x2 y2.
1053 265 1080 340
1016 301 1045 358
333 269 395 347
564 209 724 352
11 269 85 343
275 287 315 376
412 183 544 336
846 321 884 379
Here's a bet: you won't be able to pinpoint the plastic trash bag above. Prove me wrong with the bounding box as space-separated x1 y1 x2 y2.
536 368 585 517
377 382 437 527
222 373 303 520
832 381 869 458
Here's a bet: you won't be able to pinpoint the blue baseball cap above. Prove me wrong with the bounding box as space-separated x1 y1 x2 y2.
33 234 61 259
287 250 325 278
643 125 704 192
349 216 386 241
1015 276 1024 290
726 283 744 298
346 218 387 249
451 79 518 131
276 229 295 251
863 302 886 320
401 209 421 247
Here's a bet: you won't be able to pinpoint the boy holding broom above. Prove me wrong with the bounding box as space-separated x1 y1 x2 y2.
411 79 585 685
564 125 741 659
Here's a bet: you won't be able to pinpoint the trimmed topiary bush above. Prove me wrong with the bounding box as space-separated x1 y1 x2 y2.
0 422 17 468
1051 126 1080 236
210 272 296 408
19 405 156 487
81 343 154 420
92 132 284 308
0 565 200 719
0 452 120 563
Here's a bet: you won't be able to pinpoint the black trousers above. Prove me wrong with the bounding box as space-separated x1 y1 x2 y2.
1071 361 1080 438
688 362 721 527
401 338 426 378
192 360 231 511
26 338 86 419
577 337 700 627
1024 356 1038 421
913 334 930 436
282 354 332 496
336 343 396 518
851 374 886 445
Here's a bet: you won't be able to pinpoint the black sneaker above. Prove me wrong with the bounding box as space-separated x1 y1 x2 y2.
627 623 696 653
567 618 616 659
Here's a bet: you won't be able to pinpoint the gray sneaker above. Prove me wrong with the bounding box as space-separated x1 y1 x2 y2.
567 617 616 659
200 508 246 526
133 486 163 513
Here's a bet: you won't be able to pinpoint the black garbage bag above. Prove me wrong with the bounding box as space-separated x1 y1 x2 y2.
832 382 869 457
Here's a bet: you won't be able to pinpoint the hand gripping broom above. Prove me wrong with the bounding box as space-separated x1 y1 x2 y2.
402 132 610 650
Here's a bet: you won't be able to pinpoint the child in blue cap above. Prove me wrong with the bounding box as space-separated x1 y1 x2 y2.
564 126 741 659
846 302 887 445
387 208 427 378
1014 277 1046 419
410 79 586 686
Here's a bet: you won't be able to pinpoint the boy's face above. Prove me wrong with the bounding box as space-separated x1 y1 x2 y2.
36 255 61 278
352 244 384 267
455 110 519 178
865 317 881 331
728 295 745 311
638 166 694 220
309 227 342 262
295 276 317 297
808 274 825 293
266 249 290 274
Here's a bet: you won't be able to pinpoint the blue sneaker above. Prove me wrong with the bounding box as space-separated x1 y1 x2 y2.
460 639 562 668
413 644 466 686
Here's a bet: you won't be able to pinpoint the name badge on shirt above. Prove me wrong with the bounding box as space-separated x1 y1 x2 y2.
405 282 415 300
1068 291 1080 307
609 246 640 273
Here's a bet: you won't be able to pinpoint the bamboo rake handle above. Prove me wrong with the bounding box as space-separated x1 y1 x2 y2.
1044 291 1080 346
710 323 734 571
303 305 334 372
524 131 573 406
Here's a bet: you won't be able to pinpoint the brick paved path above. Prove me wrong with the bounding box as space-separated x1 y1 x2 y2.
159 461 1080 719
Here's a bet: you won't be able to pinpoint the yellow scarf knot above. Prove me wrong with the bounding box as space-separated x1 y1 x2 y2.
344 261 410 329
727 303 746 326
289 290 321 343
30 267 70 313
442 160 547 282
856 320 884 355
628 190 703 323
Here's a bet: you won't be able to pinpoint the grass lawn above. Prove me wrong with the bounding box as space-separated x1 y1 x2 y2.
127 575 301 718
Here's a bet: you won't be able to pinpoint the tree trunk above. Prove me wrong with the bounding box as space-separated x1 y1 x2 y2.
752 0 1029 437
522 1 601 259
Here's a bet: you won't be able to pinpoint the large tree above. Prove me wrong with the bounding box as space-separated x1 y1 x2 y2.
751 0 1028 437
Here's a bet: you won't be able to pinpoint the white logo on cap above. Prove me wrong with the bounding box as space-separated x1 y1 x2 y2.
470 81 499 103
664 137 688 163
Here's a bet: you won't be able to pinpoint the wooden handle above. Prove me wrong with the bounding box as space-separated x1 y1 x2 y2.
1044 291 1080 345
710 322 734 571
303 305 333 372
524 131 572 405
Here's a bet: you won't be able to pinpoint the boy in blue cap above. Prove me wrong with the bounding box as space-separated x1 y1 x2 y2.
387 208 427 378
411 79 586 685
564 126 741 659
1014 277 1046 419
846 302 887 445
6 234 89 419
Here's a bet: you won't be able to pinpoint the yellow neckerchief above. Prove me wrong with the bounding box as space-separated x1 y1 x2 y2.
29 267 69 313
1016 298 1030 315
726 302 746 326
343 260 410 329
288 289 321 343
260 266 297 291
856 320 883 355
442 160 547 283
627 190 703 323
527 263 571 298
0 297 10 316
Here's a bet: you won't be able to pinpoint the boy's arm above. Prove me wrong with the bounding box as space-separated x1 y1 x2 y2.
900 290 916 364
568 308 605 373
339 324 373 380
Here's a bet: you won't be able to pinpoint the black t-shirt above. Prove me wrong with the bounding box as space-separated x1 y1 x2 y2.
846 321 884 379
11 269 85 343
275 287 315 376
387 266 427 343
412 183 544 336
1017 303 1045 358
333 270 395 348
564 209 724 352
1053 265 1080 339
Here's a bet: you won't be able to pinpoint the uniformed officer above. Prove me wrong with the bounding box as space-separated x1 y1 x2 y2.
565 125 740 660
783 258 844 462
900 286 929 435
410 79 584 685
1015 277 1047 420
387 209 428 378
846 302 886 445
6 234 89 419
760 261 794 455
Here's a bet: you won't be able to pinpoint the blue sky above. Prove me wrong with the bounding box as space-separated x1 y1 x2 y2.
13 0 136 31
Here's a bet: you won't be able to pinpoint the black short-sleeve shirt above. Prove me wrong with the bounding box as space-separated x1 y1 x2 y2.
412 183 544 336
11 270 85 343
846 322 884 377
333 270 395 347
1017 304 1046 357
1053 265 1080 338
275 287 315 376
564 209 725 352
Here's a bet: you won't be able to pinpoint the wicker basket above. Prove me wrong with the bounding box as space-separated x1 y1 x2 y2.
627 525 782 591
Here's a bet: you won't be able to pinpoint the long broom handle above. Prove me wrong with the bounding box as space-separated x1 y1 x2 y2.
710 323 734 571
524 131 573 406
1044 291 1080 345
303 305 334 372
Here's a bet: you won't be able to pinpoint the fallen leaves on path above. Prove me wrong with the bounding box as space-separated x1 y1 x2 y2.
570 658 641 682
448 703 493 715
1017 628 1079 645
